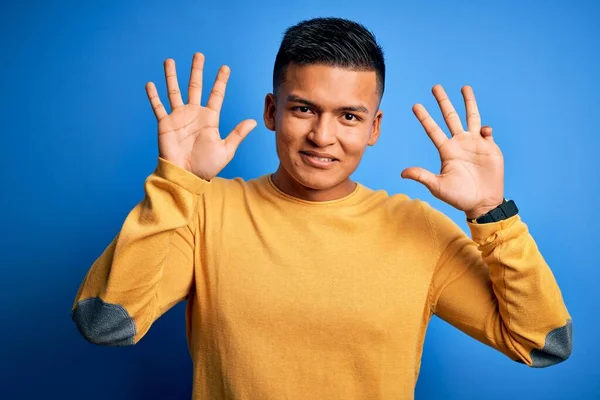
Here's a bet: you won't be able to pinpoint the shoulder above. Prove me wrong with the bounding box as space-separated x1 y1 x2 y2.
358 183 432 221
201 174 270 200
358 182 467 231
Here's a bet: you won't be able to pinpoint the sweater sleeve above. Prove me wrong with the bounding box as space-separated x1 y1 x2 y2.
71 157 209 346
425 202 572 367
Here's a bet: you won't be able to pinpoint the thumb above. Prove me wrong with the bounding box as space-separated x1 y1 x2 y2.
401 167 439 193
224 119 258 157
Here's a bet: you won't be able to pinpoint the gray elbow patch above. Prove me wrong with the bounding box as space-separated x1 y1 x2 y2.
530 319 573 367
72 297 136 346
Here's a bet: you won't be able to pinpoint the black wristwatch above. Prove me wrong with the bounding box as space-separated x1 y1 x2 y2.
469 199 519 224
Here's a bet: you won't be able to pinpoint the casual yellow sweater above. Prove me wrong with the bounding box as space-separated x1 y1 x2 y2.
72 157 572 399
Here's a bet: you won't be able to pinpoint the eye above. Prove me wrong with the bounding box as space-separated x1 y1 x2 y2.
343 113 359 121
293 106 312 113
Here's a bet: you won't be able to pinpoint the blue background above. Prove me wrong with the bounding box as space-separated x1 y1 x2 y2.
1 0 598 398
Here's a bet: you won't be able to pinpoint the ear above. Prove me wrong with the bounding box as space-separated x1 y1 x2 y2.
263 93 277 132
367 110 383 146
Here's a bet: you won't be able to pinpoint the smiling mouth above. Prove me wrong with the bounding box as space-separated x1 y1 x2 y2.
299 151 339 162
299 151 339 169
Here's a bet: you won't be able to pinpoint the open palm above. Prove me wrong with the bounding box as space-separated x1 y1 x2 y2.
401 85 504 219
145 53 256 180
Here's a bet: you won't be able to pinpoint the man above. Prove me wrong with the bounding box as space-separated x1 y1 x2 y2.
72 17 572 399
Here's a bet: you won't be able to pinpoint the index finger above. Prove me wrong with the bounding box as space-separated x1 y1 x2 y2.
413 103 448 149
206 65 230 113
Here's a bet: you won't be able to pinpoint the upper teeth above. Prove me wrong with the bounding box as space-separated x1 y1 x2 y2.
309 155 333 162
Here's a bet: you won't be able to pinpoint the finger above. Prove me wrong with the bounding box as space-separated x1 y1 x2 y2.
188 52 204 105
207 65 230 113
164 58 184 110
432 84 464 136
145 82 168 121
461 85 481 132
401 167 440 195
413 104 448 149
481 125 493 138
224 119 258 160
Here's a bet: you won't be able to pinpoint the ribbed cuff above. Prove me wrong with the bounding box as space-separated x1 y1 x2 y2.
467 214 521 245
154 157 209 195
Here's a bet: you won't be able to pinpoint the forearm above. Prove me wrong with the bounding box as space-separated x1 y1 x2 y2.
72 158 207 345
468 215 572 366
429 201 573 367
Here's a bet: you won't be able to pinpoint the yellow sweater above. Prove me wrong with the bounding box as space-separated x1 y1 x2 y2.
72 157 572 399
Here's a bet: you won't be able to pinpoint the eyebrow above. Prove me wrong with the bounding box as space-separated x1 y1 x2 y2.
286 94 370 114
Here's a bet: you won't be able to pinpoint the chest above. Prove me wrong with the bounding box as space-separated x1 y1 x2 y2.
198 207 435 345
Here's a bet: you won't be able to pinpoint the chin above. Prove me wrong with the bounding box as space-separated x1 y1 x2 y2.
288 164 347 191
296 175 338 190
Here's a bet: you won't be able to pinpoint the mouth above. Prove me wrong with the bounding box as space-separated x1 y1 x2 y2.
300 151 338 161
299 151 339 169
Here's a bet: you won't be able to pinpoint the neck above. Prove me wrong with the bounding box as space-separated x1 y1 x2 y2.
271 165 357 202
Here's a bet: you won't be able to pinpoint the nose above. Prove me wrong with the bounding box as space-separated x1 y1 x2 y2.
308 116 337 147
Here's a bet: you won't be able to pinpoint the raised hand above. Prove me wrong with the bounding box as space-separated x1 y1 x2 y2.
401 85 504 219
145 53 257 181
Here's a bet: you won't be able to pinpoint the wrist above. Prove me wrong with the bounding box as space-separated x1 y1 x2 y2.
465 200 504 220
467 199 519 224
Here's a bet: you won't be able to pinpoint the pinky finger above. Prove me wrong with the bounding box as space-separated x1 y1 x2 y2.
145 82 168 121
481 125 493 139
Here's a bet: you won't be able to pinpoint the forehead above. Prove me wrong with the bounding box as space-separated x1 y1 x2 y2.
280 64 379 109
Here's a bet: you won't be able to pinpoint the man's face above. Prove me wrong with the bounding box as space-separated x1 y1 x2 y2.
264 63 383 199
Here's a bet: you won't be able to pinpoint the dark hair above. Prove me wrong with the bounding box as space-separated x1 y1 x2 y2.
273 17 385 99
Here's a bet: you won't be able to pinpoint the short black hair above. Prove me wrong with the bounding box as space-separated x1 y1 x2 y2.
273 17 386 99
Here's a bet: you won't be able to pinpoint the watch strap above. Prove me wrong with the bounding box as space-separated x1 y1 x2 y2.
470 199 519 224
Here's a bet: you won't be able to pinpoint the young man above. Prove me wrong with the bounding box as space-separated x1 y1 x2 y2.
72 17 572 399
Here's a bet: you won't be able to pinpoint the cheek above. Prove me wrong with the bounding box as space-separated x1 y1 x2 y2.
278 114 311 147
340 127 372 156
